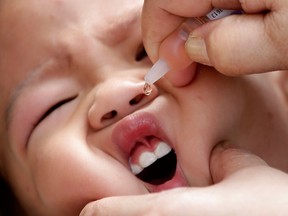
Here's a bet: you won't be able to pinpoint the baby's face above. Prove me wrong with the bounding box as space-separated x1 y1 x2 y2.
0 0 284 215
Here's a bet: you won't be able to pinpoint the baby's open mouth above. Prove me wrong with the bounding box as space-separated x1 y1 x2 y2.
112 112 188 191
129 137 177 185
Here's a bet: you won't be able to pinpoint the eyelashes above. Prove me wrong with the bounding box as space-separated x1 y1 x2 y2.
35 95 78 127
31 44 147 130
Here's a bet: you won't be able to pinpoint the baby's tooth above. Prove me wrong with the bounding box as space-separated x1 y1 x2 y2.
130 164 143 175
139 152 157 168
155 142 171 159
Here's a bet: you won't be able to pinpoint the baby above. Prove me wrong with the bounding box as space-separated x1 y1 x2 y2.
1 0 288 215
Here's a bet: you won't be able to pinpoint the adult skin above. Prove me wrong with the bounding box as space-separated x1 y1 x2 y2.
142 0 288 86
1 0 288 215
79 0 288 215
80 144 288 215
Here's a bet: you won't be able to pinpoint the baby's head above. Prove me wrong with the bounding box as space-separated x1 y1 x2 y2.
1 0 288 215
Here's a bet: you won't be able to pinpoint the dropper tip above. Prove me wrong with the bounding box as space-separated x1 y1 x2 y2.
144 59 171 85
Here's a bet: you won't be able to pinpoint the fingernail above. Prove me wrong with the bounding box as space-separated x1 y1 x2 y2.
179 18 204 40
185 34 211 66
219 141 234 149
214 141 241 152
178 27 190 41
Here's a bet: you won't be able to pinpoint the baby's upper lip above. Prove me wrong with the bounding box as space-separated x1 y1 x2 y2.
112 112 167 157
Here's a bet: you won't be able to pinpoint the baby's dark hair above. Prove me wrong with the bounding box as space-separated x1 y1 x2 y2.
0 176 25 216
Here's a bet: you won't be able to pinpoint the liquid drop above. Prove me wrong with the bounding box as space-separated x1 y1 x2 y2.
143 83 152 95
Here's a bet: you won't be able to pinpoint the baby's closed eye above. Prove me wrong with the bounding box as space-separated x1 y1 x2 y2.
36 95 78 126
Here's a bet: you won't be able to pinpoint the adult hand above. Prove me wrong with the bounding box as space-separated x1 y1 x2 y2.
79 144 288 215
142 0 288 77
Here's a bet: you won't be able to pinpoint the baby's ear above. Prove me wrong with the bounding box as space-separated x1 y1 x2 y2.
275 70 288 105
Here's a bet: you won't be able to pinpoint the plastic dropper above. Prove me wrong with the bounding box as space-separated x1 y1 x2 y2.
144 8 240 95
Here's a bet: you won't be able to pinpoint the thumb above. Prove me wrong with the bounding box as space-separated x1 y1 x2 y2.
209 142 267 183
185 14 287 76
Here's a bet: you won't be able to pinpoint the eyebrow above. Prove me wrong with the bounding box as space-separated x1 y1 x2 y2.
5 59 55 131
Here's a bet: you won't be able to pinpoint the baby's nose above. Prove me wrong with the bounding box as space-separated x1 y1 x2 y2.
88 80 157 130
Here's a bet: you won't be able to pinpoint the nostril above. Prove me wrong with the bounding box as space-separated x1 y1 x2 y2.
129 94 144 106
101 110 117 121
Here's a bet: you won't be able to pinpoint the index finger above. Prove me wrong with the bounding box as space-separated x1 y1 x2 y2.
142 0 242 62
142 0 212 62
